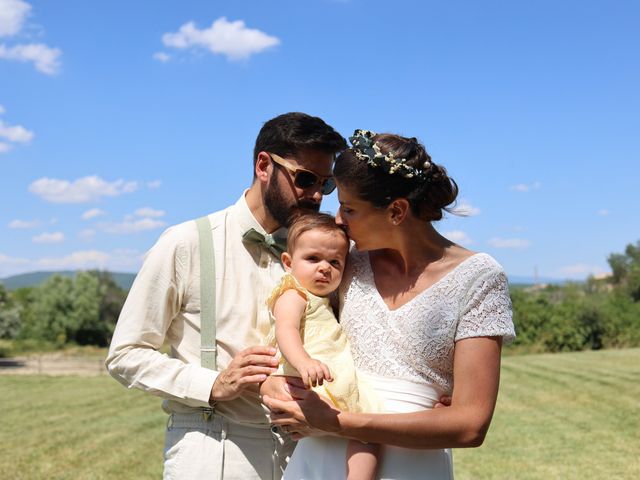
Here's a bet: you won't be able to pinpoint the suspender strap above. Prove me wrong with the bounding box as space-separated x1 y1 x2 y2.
196 216 216 370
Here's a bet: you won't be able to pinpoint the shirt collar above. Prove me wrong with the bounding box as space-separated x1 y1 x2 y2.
233 190 288 239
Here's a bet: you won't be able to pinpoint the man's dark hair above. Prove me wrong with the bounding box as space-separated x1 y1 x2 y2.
253 112 346 174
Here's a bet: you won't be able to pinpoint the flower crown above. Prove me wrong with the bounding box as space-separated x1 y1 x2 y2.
348 129 429 180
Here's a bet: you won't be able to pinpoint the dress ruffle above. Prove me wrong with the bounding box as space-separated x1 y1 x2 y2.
264 272 383 414
266 273 309 314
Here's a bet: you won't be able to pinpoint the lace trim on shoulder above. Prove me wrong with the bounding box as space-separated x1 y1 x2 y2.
266 273 309 313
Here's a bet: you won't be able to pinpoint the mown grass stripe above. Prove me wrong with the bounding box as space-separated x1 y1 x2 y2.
2 348 639 479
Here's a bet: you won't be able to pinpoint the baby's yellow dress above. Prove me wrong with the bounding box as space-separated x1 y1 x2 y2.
266 273 382 413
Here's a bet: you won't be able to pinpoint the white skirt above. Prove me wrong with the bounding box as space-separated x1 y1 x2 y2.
283 372 453 480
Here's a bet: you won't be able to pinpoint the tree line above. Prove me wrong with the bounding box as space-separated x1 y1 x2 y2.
0 270 127 353
509 241 640 352
1 242 639 355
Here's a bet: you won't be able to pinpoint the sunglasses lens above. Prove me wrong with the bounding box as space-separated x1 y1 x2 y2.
294 170 319 189
321 177 336 195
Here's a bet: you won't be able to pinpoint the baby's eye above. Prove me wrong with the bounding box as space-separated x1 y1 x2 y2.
306 255 319 262
330 260 342 268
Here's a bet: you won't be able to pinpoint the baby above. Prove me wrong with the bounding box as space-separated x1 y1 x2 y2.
266 212 382 480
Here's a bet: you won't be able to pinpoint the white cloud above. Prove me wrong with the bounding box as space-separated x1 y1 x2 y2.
162 17 280 61
147 179 162 189
0 252 29 276
1 248 144 277
32 231 64 243
99 218 167 234
8 218 40 229
153 51 170 62
134 207 165 218
558 263 609 280
35 250 109 270
597 208 609 216
0 119 34 142
0 42 62 74
0 0 31 37
81 208 106 220
452 199 481 216
78 228 96 241
0 1 62 75
443 230 473 246
510 181 541 193
29 175 139 203
488 237 531 249
0 252 28 264
109 248 144 269
0 109 33 153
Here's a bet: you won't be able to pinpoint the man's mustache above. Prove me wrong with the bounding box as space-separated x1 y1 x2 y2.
296 201 320 212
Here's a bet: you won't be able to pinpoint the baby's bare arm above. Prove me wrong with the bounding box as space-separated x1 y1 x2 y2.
274 290 308 365
274 290 332 387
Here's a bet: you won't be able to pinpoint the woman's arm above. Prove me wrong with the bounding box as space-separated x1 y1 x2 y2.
273 290 333 386
265 336 502 449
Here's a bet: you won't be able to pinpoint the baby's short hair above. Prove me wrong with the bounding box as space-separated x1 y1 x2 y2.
287 212 348 252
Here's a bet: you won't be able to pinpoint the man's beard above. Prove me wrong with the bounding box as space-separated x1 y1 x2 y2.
264 174 320 228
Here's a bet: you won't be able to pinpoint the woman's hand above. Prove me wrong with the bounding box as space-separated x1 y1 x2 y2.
263 383 342 435
434 396 452 408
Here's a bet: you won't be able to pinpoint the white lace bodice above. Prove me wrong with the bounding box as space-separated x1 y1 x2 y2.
338 250 515 393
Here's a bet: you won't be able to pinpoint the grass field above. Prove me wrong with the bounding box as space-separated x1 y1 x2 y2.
1 348 639 479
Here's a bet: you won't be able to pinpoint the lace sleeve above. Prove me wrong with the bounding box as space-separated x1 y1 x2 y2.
456 267 515 343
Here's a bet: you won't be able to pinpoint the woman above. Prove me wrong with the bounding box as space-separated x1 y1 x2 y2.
263 130 515 479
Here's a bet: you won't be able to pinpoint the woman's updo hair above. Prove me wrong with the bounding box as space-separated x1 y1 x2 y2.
333 132 458 222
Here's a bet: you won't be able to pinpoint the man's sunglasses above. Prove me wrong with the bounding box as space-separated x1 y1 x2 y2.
268 153 336 195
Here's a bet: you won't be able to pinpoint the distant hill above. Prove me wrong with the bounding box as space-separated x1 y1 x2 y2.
0 271 568 292
0 271 136 291
508 275 569 286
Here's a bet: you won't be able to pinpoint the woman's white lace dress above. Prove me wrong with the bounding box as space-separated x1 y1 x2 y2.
283 251 515 480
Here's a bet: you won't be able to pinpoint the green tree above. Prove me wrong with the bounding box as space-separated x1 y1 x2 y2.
608 240 640 301
72 271 126 346
0 284 22 339
94 270 127 345
71 272 102 345
20 275 75 345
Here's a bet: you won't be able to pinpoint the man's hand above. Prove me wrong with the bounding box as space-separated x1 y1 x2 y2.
210 346 279 402
260 375 306 402
264 383 341 435
295 357 333 388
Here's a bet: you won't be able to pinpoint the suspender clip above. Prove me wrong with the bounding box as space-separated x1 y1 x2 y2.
202 407 214 421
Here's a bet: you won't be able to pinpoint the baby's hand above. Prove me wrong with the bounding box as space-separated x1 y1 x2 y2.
297 358 333 388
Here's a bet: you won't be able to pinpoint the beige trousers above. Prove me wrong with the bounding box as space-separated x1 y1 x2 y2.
163 412 296 480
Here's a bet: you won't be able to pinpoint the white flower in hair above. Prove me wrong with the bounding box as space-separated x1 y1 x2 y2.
348 129 427 180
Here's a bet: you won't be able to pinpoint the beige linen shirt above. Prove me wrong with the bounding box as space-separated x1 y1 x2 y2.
106 193 286 425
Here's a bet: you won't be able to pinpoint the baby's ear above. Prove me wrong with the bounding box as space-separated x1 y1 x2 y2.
281 252 292 272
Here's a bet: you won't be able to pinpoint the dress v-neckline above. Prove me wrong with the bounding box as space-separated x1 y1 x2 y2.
363 251 483 313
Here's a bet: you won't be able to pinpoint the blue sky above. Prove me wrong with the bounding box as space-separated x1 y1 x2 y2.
1 0 638 281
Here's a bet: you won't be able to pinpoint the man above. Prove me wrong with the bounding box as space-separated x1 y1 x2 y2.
106 112 346 479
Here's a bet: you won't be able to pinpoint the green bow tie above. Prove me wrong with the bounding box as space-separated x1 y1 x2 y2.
242 228 287 258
